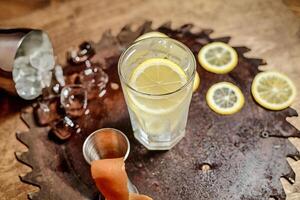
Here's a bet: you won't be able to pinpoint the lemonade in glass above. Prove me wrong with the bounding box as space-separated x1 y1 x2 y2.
118 37 196 150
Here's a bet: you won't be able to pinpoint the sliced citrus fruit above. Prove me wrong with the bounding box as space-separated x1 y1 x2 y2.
130 58 187 95
198 42 238 74
193 71 200 92
251 71 296 110
135 31 168 42
128 58 188 114
206 82 245 115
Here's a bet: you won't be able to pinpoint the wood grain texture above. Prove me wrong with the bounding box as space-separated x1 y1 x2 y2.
0 0 300 199
15 22 300 200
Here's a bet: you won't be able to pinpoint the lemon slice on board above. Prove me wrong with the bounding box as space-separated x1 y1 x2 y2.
128 58 188 114
135 31 168 42
206 82 245 115
198 42 238 74
251 71 296 110
193 72 200 92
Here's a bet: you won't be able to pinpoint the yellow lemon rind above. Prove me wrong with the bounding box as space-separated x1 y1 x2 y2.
135 31 168 42
193 71 200 92
206 82 245 115
198 42 238 74
130 58 186 83
251 71 296 110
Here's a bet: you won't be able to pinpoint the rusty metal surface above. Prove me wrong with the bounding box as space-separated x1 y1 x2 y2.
16 22 300 200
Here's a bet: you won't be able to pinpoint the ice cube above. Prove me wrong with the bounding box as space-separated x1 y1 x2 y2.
51 116 75 140
60 85 87 118
35 97 60 126
79 67 108 99
12 66 36 82
67 42 95 64
15 79 42 100
29 50 55 71
84 68 93 76
25 73 38 82
14 56 30 69
37 70 53 88
54 65 65 86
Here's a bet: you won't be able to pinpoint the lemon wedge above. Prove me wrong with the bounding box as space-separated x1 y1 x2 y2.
206 82 245 115
251 71 296 110
193 72 200 92
135 31 168 42
198 42 238 74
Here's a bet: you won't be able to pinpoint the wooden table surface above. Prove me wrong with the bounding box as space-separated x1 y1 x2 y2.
0 0 300 199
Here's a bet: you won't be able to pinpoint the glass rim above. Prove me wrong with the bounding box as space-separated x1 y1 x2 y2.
82 128 130 164
118 37 196 97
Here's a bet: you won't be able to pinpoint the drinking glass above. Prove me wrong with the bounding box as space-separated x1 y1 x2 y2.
118 37 196 150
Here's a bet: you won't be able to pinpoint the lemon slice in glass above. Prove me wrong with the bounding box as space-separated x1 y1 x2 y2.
130 58 187 94
198 42 238 74
251 71 296 110
135 31 168 42
206 82 245 115
128 58 188 114
193 72 200 92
